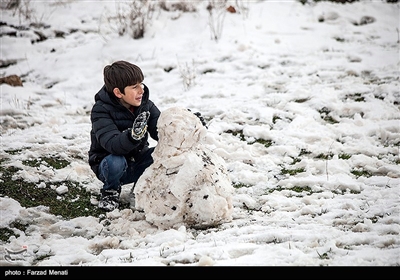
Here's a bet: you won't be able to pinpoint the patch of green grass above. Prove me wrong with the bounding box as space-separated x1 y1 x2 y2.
272 115 293 125
225 129 246 141
318 107 339 124
0 164 103 220
268 186 284 193
333 36 345 42
268 185 316 195
281 167 306 176
225 129 273 148
369 216 379 224
252 138 273 148
350 190 361 194
288 185 312 193
290 157 302 164
5 149 26 155
332 188 361 195
232 182 252 188
345 92 365 102
294 98 309 103
339 153 352 160
0 221 28 243
299 148 312 156
350 168 372 178
0 228 17 242
317 248 332 260
315 153 334 160
272 115 282 124
324 115 339 124
10 221 29 232
374 93 385 101
23 156 69 169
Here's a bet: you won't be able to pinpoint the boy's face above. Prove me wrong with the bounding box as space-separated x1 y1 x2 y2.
114 83 144 108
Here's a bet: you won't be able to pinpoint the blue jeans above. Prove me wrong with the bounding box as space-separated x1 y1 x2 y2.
97 147 154 191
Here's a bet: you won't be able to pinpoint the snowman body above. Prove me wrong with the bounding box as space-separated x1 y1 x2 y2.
133 107 234 229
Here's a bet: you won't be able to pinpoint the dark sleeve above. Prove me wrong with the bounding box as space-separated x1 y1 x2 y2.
91 103 141 155
146 100 160 141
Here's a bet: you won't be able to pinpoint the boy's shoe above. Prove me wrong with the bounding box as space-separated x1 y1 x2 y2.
98 189 120 211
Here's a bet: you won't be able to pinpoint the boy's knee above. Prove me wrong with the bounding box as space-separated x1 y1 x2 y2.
113 155 127 168
105 155 127 173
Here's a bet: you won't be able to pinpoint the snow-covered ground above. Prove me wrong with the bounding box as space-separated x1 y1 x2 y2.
0 0 399 266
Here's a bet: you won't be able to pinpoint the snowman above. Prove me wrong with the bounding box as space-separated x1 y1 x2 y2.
132 107 234 229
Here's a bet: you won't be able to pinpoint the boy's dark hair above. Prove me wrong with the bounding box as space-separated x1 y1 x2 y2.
103 61 144 94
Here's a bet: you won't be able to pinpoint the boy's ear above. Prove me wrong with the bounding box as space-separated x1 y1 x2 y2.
113 88 123 99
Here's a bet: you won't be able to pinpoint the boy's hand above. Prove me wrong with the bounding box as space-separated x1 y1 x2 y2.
131 111 150 140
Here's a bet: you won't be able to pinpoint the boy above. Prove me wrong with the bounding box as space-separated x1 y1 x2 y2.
88 61 160 211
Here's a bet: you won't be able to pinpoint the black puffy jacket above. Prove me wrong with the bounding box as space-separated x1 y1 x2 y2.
88 84 160 177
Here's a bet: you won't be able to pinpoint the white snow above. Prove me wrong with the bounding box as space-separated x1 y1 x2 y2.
0 0 399 267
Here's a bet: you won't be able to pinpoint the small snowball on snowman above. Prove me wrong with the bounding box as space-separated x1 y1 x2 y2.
132 107 234 229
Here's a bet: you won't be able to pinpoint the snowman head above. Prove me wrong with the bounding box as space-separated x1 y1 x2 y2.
157 107 207 151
